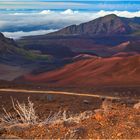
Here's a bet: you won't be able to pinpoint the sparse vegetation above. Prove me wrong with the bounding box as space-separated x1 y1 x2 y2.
0 97 140 139
42 110 93 125
14 47 53 61
0 98 93 126
0 97 38 125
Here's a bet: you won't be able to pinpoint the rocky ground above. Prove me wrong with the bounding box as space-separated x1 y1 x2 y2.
0 94 140 139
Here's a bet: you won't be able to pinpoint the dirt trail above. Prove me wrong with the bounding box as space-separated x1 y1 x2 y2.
0 88 137 101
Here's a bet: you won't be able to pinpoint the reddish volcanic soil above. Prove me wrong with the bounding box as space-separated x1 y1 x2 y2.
24 55 140 87
109 41 130 53
112 52 138 57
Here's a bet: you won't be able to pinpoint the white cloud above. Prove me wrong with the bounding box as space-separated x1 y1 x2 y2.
39 10 53 15
2 29 57 39
0 20 7 28
96 10 140 18
0 9 140 39
61 9 79 15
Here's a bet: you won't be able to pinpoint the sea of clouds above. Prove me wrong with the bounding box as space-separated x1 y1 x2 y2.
1 9 140 39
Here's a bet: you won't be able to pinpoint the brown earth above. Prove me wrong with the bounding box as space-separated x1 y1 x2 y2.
0 64 32 81
0 91 102 120
23 55 140 87
112 52 138 57
7 106 139 139
0 92 139 139
109 41 131 53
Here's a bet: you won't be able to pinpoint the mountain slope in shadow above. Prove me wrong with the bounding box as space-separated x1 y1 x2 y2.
0 33 54 81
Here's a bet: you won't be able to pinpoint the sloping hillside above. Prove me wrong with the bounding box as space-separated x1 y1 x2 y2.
49 14 140 36
0 32 53 81
0 32 51 64
24 55 140 87
109 40 140 54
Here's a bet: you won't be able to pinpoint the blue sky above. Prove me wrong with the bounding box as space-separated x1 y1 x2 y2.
0 0 140 11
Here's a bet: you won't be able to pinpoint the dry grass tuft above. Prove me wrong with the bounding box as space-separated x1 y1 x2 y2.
41 110 93 126
0 97 38 125
0 98 93 127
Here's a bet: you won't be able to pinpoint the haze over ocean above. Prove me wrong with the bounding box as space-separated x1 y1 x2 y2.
0 0 140 39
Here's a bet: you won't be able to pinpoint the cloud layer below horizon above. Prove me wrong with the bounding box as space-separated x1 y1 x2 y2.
1 9 140 39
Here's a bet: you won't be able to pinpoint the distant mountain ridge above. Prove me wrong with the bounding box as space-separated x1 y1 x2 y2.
49 14 140 36
18 14 140 58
